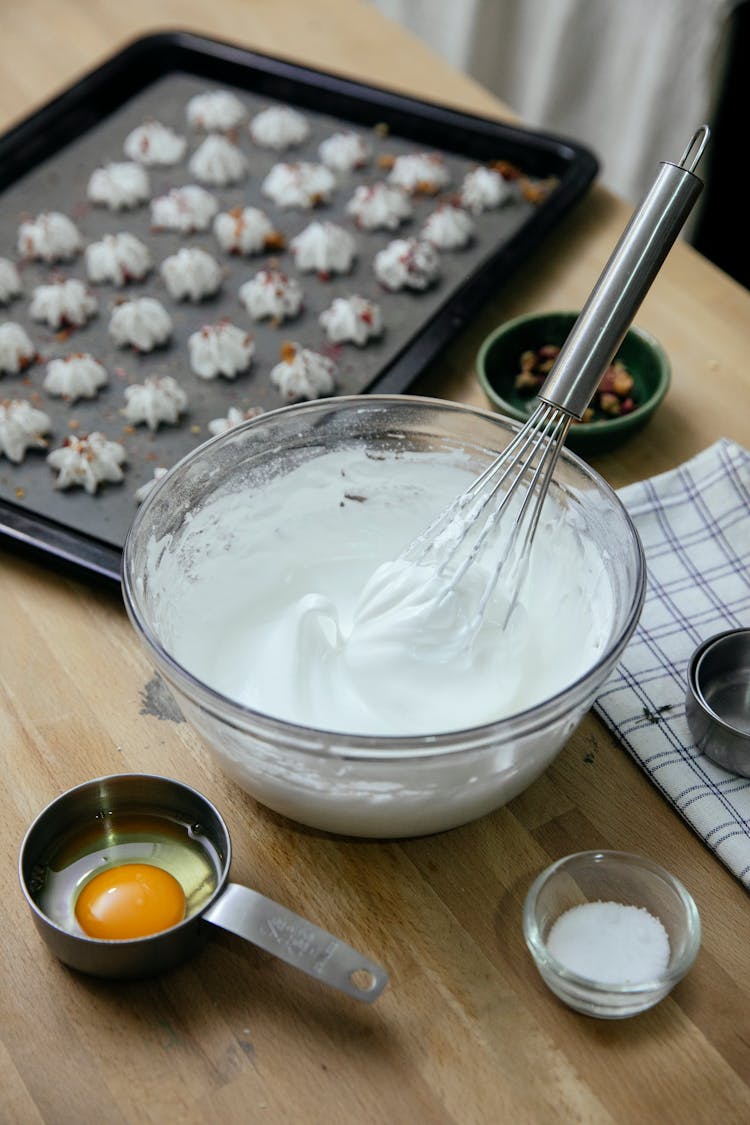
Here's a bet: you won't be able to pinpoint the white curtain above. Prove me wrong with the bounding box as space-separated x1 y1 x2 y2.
370 0 734 211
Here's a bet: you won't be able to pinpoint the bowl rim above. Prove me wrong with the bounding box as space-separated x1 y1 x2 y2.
688 626 750 738
121 393 647 760
522 849 702 996
476 310 671 430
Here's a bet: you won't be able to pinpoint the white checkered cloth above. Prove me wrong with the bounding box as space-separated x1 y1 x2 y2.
594 438 750 888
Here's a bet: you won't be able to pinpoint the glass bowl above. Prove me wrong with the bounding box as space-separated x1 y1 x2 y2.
523 850 701 1019
122 395 646 838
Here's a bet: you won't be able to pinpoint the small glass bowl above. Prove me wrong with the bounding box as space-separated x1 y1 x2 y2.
523 850 701 1019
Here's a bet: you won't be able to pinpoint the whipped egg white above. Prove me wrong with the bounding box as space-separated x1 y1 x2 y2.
148 445 614 737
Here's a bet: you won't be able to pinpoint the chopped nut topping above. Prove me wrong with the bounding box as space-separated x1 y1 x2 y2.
513 343 639 422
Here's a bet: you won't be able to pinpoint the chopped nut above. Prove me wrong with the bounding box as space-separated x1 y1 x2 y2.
611 364 634 396
489 159 521 181
599 392 621 416
520 175 559 204
599 367 617 394
514 343 638 421
514 369 542 392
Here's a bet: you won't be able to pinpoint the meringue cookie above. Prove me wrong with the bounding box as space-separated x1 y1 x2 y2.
189 134 249 186
0 398 51 463
150 185 219 232
135 465 169 504
269 343 336 402
290 220 356 277
459 166 514 214
17 212 82 263
123 374 188 431
421 203 474 250
0 259 22 305
387 152 451 194
249 105 310 150
373 237 441 291
213 206 283 255
109 297 172 351
0 322 36 374
160 247 223 301
43 353 108 402
239 269 303 323
345 183 413 231
261 162 335 209
87 162 151 211
319 296 383 346
208 405 264 436
187 89 245 132
318 131 371 172
47 432 126 493
29 279 98 329
85 233 152 286
188 321 255 379
123 121 187 166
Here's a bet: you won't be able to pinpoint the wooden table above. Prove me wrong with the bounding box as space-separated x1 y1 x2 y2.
2 3 749 1122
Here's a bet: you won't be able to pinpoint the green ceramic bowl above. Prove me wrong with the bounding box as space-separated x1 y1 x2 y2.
476 311 671 455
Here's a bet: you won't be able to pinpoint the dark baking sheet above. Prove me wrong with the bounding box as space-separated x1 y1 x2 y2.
0 30 598 584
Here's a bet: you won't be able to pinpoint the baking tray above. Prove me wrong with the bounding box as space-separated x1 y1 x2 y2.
0 30 598 584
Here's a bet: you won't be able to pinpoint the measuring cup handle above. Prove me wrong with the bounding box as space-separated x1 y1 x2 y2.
202 882 388 1003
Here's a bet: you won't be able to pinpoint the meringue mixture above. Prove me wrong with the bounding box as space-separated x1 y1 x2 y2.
109 297 172 351
150 185 219 232
29 279 98 329
17 211 82 262
150 446 614 737
87 162 151 210
124 121 187 166
0 258 22 304
44 353 108 401
189 135 249 187
187 90 246 132
0 322 36 373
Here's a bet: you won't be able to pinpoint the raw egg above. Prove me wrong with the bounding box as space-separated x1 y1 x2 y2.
75 863 186 940
31 812 220 939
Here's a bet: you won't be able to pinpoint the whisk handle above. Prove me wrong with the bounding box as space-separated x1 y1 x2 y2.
538 126 709 420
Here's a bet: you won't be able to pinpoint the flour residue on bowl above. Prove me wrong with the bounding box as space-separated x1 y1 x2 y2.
146 446 615 736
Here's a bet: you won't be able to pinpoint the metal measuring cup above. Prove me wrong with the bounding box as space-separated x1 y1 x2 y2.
18 773 388 1001
685 627 750 777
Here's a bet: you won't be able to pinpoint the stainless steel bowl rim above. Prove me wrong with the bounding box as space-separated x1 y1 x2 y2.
688 626 750 737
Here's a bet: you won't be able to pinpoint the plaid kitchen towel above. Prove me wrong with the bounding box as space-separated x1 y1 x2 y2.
594 438 750 888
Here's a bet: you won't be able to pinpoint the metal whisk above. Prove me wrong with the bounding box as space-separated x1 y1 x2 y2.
404 126 710 632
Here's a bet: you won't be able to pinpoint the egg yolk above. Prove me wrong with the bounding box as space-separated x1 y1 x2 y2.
75 863 186 940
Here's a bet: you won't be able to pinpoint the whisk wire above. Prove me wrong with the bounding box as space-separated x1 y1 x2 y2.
390 126 708 645
457 405 571 635
399 403 572 645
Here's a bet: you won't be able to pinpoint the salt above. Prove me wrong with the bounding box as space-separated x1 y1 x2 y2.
546 900 670 985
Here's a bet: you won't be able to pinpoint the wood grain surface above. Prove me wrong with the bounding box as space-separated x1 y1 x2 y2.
1 2 749 1123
